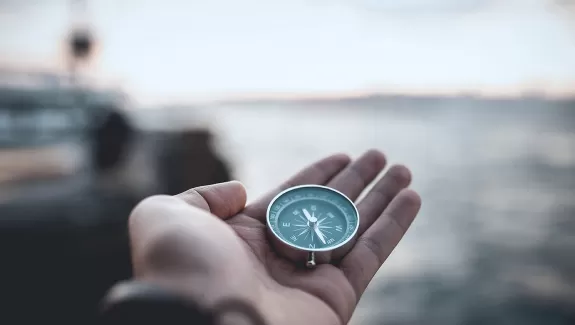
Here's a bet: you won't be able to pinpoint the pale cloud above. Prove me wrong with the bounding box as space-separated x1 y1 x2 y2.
1 0 574 103
331 0 493 14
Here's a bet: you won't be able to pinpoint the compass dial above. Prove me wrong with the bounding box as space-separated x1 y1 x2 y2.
267 185 359 252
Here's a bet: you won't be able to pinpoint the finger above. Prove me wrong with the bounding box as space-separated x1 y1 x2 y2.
331 165 411 260
339 189 421 297
326 149 386 201
175 181 247 220
243 153 351 221
355 165 411 235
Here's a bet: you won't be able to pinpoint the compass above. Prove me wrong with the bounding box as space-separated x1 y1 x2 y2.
266 185 359 268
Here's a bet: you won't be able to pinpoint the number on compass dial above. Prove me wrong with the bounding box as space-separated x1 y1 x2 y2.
267 185 359 252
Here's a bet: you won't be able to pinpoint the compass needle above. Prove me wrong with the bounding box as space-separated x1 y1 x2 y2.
302 209 313 222
314 225 327 245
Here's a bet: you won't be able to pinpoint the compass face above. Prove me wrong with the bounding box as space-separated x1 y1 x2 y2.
267 185 359 252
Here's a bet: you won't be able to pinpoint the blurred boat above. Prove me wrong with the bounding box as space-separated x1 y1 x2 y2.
0 68 125 185
0 68 232 324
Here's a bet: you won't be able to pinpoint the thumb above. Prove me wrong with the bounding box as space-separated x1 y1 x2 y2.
175 181 247 219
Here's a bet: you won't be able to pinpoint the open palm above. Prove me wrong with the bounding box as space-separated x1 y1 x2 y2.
128 150 421 325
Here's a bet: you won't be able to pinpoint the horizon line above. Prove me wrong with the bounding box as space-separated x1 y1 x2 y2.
1 63 574 107
137 88 575 107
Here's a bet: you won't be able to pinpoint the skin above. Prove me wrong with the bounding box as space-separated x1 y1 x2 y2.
128 150 421 325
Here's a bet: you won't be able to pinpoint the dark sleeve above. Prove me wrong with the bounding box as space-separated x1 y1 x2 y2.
99 281 215 325
99 281 268 325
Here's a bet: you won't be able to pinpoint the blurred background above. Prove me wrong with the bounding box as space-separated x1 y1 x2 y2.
1 0 574 324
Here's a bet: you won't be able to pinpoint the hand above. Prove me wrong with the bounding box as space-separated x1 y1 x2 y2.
129 150 421 325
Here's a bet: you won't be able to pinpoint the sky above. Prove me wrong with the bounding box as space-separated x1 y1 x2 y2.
0 0 574 104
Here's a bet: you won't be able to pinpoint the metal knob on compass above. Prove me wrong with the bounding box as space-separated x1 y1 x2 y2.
266 185 359 268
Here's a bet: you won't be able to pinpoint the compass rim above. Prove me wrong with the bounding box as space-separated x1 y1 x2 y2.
266 184 360 252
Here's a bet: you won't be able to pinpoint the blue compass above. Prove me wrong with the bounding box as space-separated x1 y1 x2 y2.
266 185 360 268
